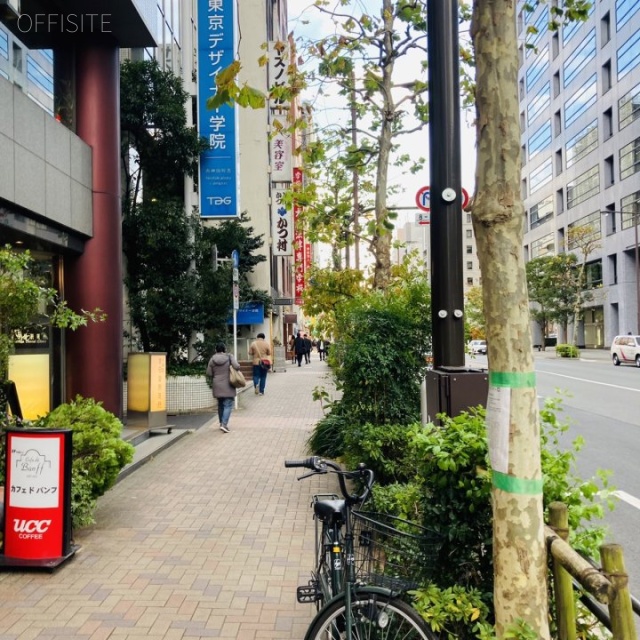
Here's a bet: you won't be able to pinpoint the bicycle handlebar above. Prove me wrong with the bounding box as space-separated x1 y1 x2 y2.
284 456 375 506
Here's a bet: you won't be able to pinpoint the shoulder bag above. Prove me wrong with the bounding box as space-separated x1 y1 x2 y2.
228 355 247 388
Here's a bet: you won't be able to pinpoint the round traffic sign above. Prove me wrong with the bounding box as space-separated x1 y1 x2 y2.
415 186 430 212
461 188 470 210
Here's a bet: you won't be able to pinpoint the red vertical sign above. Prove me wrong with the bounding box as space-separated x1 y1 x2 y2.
293 167 305 305
4 431 67 559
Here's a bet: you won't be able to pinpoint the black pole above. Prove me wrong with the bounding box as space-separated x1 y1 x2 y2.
427 0 465 368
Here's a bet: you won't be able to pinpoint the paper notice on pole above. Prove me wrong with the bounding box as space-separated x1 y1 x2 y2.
486 385 510 474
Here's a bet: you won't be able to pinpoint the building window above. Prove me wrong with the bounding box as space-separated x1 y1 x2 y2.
556 149 563 175
619 137 640 180
602 59 612 93
608 254 618 285
616 0 639 32
601 11 611 46
552 32 559 59
556 188 564 214
528 121 552 159
467 277 474 286
530 195 554 230
621 191 640 229
605 155 615 188
604 203 617 234
553 71 560 98
0 29 8 60
529 159 553 194
568 211 602 249
467 261 473 270
585 260 603 288
604 107 613 139
466 245 473 254
527 7 549 55
554 109 562 136
466 229 473 238
527 82 550 126
531 232 555 258
563 30 596 88
466 213 472 223
617 31 640 81
26 56 53 97
567 166 600 209
526 46 549 91
619 83 640 130
566 121 598 169
564 75 597 128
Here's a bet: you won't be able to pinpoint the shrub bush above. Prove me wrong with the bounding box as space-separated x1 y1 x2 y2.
555 343 580 358
341 399 612 638
36 396 134 528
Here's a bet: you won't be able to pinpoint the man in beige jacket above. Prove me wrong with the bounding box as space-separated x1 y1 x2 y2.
248 332 271 395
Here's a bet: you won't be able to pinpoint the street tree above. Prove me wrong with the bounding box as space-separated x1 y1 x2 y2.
464 285 486 339
299 0 430 289
120 59 207 207
567 223 601 345
471 1 591 636
293 139 374 271
120 61 270 362
526 254 579 347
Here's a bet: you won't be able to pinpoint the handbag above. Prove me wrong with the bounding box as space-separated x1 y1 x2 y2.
260 358 271 370
228 356 246 388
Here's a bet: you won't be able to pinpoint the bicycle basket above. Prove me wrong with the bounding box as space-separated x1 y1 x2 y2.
352 511 440 592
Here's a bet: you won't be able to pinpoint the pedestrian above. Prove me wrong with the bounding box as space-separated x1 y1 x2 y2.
303 333 312 364
317 337 326 361
288 334 296 363
248 332 271 395
294 330 306 367
206 342 241 433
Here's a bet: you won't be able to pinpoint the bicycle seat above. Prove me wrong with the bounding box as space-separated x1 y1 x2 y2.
314 499 346 524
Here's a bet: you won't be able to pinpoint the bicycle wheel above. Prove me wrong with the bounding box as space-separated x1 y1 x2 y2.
305 590 436 640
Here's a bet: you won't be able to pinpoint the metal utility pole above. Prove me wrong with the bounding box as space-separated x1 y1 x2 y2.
425 0 488 421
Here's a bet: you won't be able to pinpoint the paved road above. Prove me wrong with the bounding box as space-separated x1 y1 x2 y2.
0 357 335 639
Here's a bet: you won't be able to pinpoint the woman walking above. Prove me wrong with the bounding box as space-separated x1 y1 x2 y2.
206 342 241 433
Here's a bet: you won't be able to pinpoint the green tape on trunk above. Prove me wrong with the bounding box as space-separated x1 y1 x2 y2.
493 471 543 495
489 371 536 388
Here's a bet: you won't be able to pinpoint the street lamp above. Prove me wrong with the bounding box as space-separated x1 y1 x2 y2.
601 209 640 334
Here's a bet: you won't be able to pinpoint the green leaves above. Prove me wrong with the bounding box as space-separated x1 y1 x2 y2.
0 245 104 381
37 396 134 528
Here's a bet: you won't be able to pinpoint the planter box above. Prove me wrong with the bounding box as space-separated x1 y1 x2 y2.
124 376 214 415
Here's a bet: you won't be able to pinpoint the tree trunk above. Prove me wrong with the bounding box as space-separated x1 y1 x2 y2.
471 2 550 637
372 0 395 290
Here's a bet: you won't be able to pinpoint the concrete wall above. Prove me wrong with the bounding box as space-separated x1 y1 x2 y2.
0 74 93 237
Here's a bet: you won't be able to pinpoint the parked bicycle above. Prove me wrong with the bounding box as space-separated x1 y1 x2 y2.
285 456 439 639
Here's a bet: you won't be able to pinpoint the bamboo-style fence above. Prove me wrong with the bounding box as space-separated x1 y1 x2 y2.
546 501 638 639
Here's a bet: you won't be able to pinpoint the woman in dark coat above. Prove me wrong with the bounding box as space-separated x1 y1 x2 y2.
206 342 241 433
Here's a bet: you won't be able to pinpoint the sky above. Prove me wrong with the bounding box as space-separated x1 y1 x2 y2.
286 0 478 230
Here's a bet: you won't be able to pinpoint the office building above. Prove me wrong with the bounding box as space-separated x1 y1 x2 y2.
0 0 293 418
519 0 640 347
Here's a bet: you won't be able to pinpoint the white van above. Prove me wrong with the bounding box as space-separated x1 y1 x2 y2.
610 335 640 367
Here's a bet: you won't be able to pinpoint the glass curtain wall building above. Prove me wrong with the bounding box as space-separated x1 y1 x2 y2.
518 0 640 347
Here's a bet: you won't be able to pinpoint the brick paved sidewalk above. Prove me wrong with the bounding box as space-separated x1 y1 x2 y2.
0 357 336 639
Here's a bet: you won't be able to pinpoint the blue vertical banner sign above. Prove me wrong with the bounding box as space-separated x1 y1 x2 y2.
197 0 239 218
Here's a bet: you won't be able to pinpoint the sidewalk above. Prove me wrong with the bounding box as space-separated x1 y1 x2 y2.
0 356 335 640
